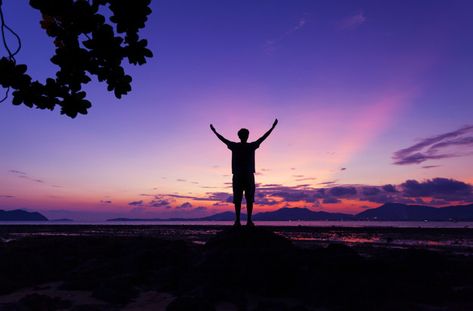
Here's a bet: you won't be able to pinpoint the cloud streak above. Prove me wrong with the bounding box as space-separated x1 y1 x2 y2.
253 178 471 206
0 195 15 199
393 125 473 165
263 17 307 54
149 197 172 208
8 169 57 186
401 178 473 202
123 177 472 214
337 11 366 30
128 200 144 206
177 202 192 209
9 170 26 175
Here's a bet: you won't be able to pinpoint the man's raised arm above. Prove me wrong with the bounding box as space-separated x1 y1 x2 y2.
210 124 231 145
256 119 278 145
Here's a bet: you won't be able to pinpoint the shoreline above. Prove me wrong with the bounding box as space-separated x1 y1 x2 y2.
2 226 473 309
2 224 473 253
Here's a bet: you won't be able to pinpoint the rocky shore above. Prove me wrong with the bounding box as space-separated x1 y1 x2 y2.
1 226 473 310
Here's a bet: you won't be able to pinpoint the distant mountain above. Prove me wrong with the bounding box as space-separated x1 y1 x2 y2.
253 207 353 221
0 209 48 221
108 203 473 222
107 217 184 221
108 212 248 222
355 203 473 221
50 218 74 222
108 208 351 222
199 211 247 221
108 218 158 221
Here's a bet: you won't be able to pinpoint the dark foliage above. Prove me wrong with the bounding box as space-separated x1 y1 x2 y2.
0 0 153 118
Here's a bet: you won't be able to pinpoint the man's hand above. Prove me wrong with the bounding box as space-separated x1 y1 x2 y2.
272 118 278 128
210 124 216 132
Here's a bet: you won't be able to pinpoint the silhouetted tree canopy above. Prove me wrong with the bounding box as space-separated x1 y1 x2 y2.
0 0 153 118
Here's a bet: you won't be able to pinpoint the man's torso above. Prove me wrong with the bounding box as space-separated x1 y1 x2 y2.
227 142 260 174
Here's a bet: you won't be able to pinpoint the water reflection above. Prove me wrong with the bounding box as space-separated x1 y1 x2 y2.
2 224 473 253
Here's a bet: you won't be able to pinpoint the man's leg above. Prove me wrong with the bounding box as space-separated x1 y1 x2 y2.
246 201 254 226
234 202 241 226
246 173 256 226
232 174 242 226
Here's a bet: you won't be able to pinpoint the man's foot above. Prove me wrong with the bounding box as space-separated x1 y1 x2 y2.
233 221 241 227
246 220 255 227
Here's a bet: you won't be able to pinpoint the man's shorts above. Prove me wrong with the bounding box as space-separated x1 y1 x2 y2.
232 173 255 204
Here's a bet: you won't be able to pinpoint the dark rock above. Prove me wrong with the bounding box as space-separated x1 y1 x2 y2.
91 275 140 305
3 293 72 311
205 226 294 251
253 301 289 311
70 304 118 311
325 243 360 260
0 236 192 305
201 226 298 296
166 296 215 311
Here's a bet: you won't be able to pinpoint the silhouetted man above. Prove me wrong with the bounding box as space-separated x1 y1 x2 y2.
210 119 278 226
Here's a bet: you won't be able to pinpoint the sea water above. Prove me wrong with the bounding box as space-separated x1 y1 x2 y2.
1 220 473 228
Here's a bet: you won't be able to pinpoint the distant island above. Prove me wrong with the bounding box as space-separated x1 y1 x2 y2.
109 211 247 222
356 202 473 221
108 203 473 222
0 209 48 221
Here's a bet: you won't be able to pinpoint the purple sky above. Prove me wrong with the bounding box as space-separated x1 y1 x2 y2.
1 1 473 220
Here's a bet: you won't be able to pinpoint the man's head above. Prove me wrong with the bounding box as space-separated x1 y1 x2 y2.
238 128 249 143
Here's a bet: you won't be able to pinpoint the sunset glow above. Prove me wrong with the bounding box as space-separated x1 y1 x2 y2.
1 1 473 220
